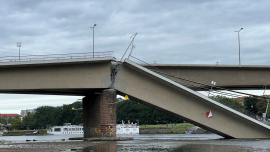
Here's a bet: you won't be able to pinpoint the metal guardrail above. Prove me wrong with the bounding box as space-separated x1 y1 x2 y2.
0 51 114 63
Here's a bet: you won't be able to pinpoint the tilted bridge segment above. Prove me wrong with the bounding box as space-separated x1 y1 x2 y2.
1 57 270 138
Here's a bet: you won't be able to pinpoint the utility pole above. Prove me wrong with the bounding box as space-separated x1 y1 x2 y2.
17 42 21 61
208 81 216 97
235 28 243 65
90 24 97 58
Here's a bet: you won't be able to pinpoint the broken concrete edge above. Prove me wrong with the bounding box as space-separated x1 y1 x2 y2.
69 137 134 141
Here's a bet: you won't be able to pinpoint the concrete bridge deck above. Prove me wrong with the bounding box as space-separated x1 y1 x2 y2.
0 57 113 95
144 64 270 90
1 57 270 138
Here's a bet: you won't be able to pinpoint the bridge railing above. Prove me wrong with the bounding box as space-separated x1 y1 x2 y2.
0 51 114 63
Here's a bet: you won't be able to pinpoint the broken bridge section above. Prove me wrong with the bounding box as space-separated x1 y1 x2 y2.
114 59 270 138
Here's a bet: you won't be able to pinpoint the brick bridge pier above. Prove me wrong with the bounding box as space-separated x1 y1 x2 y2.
83 89 117 138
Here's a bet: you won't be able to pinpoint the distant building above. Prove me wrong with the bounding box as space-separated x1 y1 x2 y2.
0 114 23 120
20 109 36 117
234 97 245 105
234 95 270 105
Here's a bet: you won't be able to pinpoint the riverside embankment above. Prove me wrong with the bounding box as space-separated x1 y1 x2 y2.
139 123 208 134
2 129 47 136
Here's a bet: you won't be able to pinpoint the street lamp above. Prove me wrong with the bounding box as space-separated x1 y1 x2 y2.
235 28 243 65
90 24 97 58
17 42 21 61
208 81 216 97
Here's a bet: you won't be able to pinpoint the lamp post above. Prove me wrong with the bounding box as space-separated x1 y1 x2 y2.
208 81 216 97
90 24 97 58
235 28 243 65
17 42 21 61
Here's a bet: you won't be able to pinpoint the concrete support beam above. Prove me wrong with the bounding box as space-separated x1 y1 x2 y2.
83 89 117 138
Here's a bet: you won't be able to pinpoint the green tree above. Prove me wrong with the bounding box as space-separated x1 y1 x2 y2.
210 95 246 113
117 99 182 124
0 116 13 125
35 106 56 128
70 101 82 124
11 117 21 130
26 101 83 129
256 99 270 118
21 113 36 130
0 116 7 124
244 97 259 114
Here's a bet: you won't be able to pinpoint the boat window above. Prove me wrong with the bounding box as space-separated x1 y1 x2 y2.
54 128 61 132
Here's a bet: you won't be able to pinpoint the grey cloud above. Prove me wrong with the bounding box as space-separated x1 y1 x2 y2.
0 0 270 65
1 0 270 113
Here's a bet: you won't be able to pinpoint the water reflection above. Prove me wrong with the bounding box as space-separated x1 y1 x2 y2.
171 144 241 152
77 139 270 152
79 138 270 152
82 143 117 152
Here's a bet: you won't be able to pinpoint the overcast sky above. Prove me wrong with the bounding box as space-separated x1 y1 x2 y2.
1 0 270 114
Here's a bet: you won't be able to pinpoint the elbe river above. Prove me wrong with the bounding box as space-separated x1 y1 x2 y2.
1 134 270 151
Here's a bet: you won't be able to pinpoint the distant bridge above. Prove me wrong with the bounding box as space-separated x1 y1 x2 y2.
0 55 270 138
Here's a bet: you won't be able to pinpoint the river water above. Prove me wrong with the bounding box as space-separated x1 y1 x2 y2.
1 134 270 151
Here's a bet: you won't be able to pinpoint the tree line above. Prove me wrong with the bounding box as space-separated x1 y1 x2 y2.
6 98 183 130
211 95 270 119
3 95 270 130
116 99 183 124
2 101 83 130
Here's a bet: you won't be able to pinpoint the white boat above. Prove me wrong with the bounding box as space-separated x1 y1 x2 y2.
47 123 84 135
116 120 139 134
48 121 139 135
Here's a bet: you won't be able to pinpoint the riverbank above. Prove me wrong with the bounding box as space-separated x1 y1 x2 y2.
2 123 202 136
2 129 47 136
139 123 201 134
0 141 99 152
